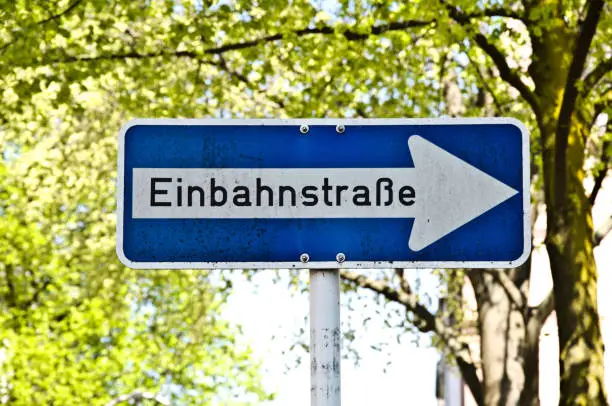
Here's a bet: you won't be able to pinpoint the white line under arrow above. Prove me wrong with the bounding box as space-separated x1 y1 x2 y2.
131 136 518 251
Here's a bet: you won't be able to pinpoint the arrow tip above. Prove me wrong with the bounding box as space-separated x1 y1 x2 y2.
407 135 518 251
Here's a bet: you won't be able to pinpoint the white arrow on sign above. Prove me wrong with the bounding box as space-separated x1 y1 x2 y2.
131 136 517 251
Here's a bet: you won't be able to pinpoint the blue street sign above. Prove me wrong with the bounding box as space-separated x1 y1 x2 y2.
117 118 530 269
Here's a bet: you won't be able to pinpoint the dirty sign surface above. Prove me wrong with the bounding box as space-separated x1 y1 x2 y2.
116 118 530 269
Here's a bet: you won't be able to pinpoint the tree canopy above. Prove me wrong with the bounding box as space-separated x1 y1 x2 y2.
1 0 611 405
0 2 274 404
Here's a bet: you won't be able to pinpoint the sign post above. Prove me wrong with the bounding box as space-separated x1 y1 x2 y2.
310 269 341 406
117 118 530 406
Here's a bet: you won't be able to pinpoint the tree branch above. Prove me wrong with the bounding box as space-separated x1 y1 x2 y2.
588 97 609 131
395 268 412 294
4 265 17 308
340 270 435 331
595 215 612 246
34 19 433 67
438 3 526 21
38 0 84 25
470 60 506 115
47 50 198 64
442 2 540 116
473 34 539 114
464 6 524 21
35 9 524 77
340 270 483 406
582 57 612 97
532 290 555 325
1 0 84 53
487 8 523 19
216 54 286 109
483 270 526 309
586 99 610 204
105 390 169 406
589 139 610 205
39 19 431 65
23 277 52 310
554 0 605 205
205 21 434 55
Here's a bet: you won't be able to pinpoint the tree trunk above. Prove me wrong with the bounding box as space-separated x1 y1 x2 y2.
519 310 543 406
546 184 607 406
538 107 608 404
526 5 608 402
538 93 607 406
470 272 535 406
461 69 543 406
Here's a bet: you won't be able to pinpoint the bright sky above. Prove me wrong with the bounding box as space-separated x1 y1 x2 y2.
223 271 441 405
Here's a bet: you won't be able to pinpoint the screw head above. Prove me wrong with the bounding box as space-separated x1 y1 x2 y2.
300 253 310 263
336 125 345 134
336 253 346 263
299 125 309 134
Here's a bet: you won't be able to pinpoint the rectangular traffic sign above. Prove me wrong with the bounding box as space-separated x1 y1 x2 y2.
117 118 530 269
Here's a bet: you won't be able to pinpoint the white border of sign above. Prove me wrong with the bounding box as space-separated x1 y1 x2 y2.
117 118 531 269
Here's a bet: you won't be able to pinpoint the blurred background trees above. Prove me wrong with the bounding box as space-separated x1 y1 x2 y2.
0 0 610 405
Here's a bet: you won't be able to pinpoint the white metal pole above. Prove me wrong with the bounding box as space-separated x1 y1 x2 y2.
310 269 341 406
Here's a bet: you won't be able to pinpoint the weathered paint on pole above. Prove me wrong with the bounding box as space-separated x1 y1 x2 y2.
310 269 341 406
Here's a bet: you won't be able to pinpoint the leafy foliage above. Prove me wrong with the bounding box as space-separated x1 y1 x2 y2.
0 3 273 404
1 0 610 404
